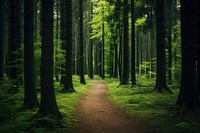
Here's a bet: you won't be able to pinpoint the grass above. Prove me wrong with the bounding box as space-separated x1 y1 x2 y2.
102 75 200 133
0 75 93 133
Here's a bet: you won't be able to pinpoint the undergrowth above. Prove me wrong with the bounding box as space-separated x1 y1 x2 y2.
0 76 92 133
103 75 200 133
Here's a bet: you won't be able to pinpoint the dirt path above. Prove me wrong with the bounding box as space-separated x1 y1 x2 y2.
72 80 155 133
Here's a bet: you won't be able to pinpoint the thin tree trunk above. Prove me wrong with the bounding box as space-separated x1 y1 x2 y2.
0 0 4 80
102 8 105 79
55 0 59 82
109 43 114 78
113 39 118 78
131 0 136 85
60 0 66 84
79 0 86 84
119 25 122 82
88 2 93 79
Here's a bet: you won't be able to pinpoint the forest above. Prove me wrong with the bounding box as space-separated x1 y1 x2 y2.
0 0 200 133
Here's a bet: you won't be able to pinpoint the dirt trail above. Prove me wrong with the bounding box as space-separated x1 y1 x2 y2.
72 80 155 133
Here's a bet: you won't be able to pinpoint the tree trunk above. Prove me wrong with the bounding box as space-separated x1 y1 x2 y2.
102 9 105 79
120 0 129 85
88 2 93 79
79 0 86 84
197 0 200 96
23 0 39 109
119 25 122 82
55 0 59 82
59 0 75 92
176 0 199 110
38 0 61 119
0 0 4 80
9 0 19 89
99 42 102 77
60 0 66 85
113 40 118 78
166 0 173 85
109 43 114 78
131 0 136 86
154 0 172 93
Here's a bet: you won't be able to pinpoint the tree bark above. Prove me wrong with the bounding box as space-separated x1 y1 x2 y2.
131 0 136 86
102 8 105 79
60 0 75 92
120 0 129 85
9 0 20 89
38 0 61 119
60 0 66 84
154 0 172 93
23 0 39 109
79 0 86 84
0 0 4 80
176 0 199 110
88 2 93 79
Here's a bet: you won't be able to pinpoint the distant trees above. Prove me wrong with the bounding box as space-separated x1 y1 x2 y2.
1 0 199 121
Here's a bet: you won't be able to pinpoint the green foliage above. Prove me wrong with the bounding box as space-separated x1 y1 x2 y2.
0 76 93 133
104 76 200 133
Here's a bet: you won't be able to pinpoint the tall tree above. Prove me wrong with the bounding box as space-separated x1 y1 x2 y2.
54 0 60 82
79 0 86 84
60 0 75 92
9 0 21 89
131 0 136 86
60 0 66 84
197 0 200 96
176 0 199 110
37 0 61 119
88 2 93 79
23 0 39 108
120 0 129 85
0 0 4 80
154 0 172 93
102 7 105 79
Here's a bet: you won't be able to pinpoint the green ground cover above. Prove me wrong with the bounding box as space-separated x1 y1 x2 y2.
103 76 200 133
0 76 92 133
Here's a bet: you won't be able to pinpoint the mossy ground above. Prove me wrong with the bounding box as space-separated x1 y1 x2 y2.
0 76 92 133
100 75 200 133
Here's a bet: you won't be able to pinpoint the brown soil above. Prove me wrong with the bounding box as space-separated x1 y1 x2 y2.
72 80 156 133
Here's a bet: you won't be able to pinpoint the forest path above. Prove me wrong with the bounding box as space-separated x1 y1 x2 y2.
72 80 155 133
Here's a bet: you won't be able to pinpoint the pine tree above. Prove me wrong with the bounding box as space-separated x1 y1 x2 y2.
23 0 39 108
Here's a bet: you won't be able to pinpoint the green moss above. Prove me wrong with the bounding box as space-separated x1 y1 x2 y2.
0 76 92 133
105 76 200 133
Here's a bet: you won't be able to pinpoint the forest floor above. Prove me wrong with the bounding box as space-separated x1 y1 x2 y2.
72 80 157 133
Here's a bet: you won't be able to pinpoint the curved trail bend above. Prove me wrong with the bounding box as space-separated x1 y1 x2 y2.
72 80 155 133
